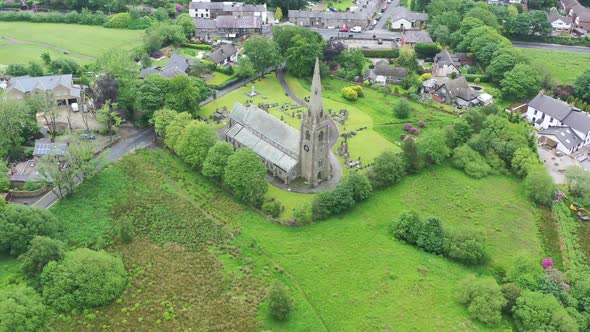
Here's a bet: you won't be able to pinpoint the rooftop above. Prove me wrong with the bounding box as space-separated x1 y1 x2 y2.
539 126 584 150
528 93 572 121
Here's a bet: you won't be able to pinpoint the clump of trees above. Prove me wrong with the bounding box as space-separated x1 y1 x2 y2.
273 26 325 77
457 276 507 326
393 99 413 119
0 284 52 332
310 173 372 221
267 282 293 321
0 205 61 257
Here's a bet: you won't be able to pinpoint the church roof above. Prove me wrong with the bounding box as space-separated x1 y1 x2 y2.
227 103 300 172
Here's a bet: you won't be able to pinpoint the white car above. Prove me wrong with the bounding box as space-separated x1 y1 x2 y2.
351 26 362 33
71 102 79 112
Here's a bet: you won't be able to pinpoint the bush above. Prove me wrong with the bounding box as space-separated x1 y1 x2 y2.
268 282 292 321
351 85 363 97
202 142 234 179
0 285 51 332
452 145 491 178
465 74 490 83
361 49 399 58
393 99 413 119
457 276 507 326
416 216 445 254
367 152 406 188
41 248 128 313
262 199 284 218
445 230 488 265
293 203 313 224
181 43 212 50
513 291 578 332
391 210 422 244
0 205 61 257
107 12 132 29
341 87 358 100
19 236 65 280
311 184 355 220
414 42 441 58
344 173 373 202
524 165 555 205
501 283 522 313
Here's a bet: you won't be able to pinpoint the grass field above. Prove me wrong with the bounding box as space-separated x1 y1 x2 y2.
0 22 143 60
206 71 233 85
0 43 95 66
518 48 590 84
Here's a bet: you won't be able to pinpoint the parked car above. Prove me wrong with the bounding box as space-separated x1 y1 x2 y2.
329 7 338 12
351 26 362 33
339 26 349 32
424 57 433 63
80 133 96 140
71 102 79 112
381 5 387 12
369 24 375 30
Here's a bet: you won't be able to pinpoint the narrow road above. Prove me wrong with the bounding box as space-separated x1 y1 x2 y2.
32 128 154 209
374 0 401 30
512 41 590 53
0 35 98 60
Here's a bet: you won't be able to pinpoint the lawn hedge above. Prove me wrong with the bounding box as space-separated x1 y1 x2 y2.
181 43 212 51
361 49 399 58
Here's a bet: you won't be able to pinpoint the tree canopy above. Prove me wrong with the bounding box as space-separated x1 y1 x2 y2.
224 149 268 208
0 205 61 257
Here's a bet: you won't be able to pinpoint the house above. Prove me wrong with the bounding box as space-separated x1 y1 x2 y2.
389 6 428 30
287 10 368 29
399 30 433 47
140 53 195 78
526 93 590 153
488 0 527 5
189 0 267 24
205 43 239 65
6 74 80 105
432 50 461 77
215 15 262 38
547 12 573 32
364 60 408 85
430 76 480 107
194 17 217 39
559 0 590 31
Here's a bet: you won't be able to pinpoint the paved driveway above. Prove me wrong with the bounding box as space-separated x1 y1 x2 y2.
538 147 577 184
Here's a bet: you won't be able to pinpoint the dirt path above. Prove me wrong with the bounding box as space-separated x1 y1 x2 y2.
0 35 98 60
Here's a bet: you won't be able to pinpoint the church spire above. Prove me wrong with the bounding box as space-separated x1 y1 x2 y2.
307 58 324 124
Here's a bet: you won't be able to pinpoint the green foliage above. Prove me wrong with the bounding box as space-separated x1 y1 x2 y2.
311 183 355 220
275 7 283 21
507 256 544 290
0 98 39 159
445 230 488 265
451 144 491 178
393 99 413 119
565 166 590 206
164 112 193 150
0 284 51 332
414 42 441 58
174 120 217 169
19 236 65 280
96 102 123 136
286 34 325 78
136 75 169 115
0 205 60 257
511 147 538 178
341 87 358 101
418 129 451 165
360 49 399 58
108 12 131 29
457 276 507 326
402 137 422 173
335 50 366 79
41 248 127 313
145 22 187 48
150 108 177 139
164 75 208 114
391 210 422 244
501 63 541 99
344 173 373 202
367 151 406 188
524 165 554 206
574 70 590 102
501 283 522 313
262 199 284 218
176 13 195 38
268 282 292 321
513 291 578 332
224 149 268 208
416 216 445 254
243 35 281 75
202 142 234 179
48 58 79 75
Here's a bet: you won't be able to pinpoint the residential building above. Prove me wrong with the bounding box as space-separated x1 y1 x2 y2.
559 0 590 31
364 60 408 85
140 53 195 78
194 15 261 39
189 0 267 24
6 74 80 105
488 0 527 6
547 12 573 32
225 59 332 186
389 6 428 30
399 30 433 47
204 43 239 65
432 50 461 77
194 18 217 39
287 10 368 29
526 93 590 153
430 76 480 107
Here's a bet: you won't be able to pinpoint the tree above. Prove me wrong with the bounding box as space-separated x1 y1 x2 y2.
93 75 119 110
19 236 65 280
235 58 256 79
501 283 522 313
574 70 590 102
367 152 406 188
286 34 325 77
150 108 178 139
565 166 590 205
524 165 554 205
396 46 418 70
40 52 51 65
511 147 538 178
311 184 355 220
324 41 345 61
275 7 283 21
391 210 422 244
96 102 123 141
513 291 578 332
418 129 451 165
0 205 60 257
176 13 195 37
501 64 541 100
414 42 441 58
402 137 422 173
507 256 544 290
457 276 507 326
96 49 138 82
416 216 445 254
268 282 292 321
67 138 103 181
487 52 522 82
202 142 234 179
344 173 373 202
224 149 268 208
243 35 281 76
41 248 127 313
48 58 79 75
0 99 39 159
175 120 217 169
394 99 413 119
27 61 44 77
0 285 51 332
445 230 488 265
164 112 193 150
335 50 365 78
164 75 208 114
5 64 28 76
135 74 169 116
452 145 491 178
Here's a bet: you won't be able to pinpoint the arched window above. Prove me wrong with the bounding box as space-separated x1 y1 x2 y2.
305 130 310 140
320 109 323 118
318 159 323 167
319 131 324 142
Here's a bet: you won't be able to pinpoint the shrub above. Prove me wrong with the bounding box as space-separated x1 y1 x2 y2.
501 283 522 313
293 203 313 224
457 276 507 326
391 210 422 244
341 87 358 100
414 42 441 58
409 128 420 135
418 129 451 165
268 282 292 321
367 152 406 189
19 236 65 280
0 205 61 257
202 142 234 179
524 165 555 205
108 12 132 29
361 49 399 58
416 216 445 254
181 43 213 50
262 200 284 218
417 121 425 128
507 256 544 290
41 248 128 313
311 184 355 220
452 145 491 179
344 173 373 202
0 285 51 332
445 231 488 265
419 73 432 81
393 99 413 119
513 291 578 332
351 85 363 97
403 123 412 131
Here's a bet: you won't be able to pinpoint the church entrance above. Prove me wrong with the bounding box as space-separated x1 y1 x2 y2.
317 171 322 180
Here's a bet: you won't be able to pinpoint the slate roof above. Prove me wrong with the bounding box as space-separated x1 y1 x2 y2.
215 15 261 29
205 44 238 64
288 10 360 20
7 74 80 97
528 94 572 121
390 6 428 22
539 126 583 150
227 103 300 172
189 1 266 12
434 50 460 67
547 12 573 23
140 53 194 78
563 110 590 134
33 142 67 156
438 76 479 101
365 63 408 80
402 30 433 43
194 18 217 30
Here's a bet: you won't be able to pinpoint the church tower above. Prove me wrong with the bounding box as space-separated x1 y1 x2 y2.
299 58 331 187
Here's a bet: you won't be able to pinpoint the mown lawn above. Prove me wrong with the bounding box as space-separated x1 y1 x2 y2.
0 44 95 66
0 22 143 58
206 71 232 85
518 47 590 84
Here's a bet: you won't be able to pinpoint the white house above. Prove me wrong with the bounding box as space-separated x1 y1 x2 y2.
389 6 428 30
527 93 590 154
189 0 267 24
432 50 461 77
547 12 573 32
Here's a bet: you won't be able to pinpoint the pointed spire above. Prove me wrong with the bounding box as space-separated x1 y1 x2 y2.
307 58 324 123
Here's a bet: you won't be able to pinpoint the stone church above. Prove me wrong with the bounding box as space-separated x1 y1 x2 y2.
225 59 332 187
